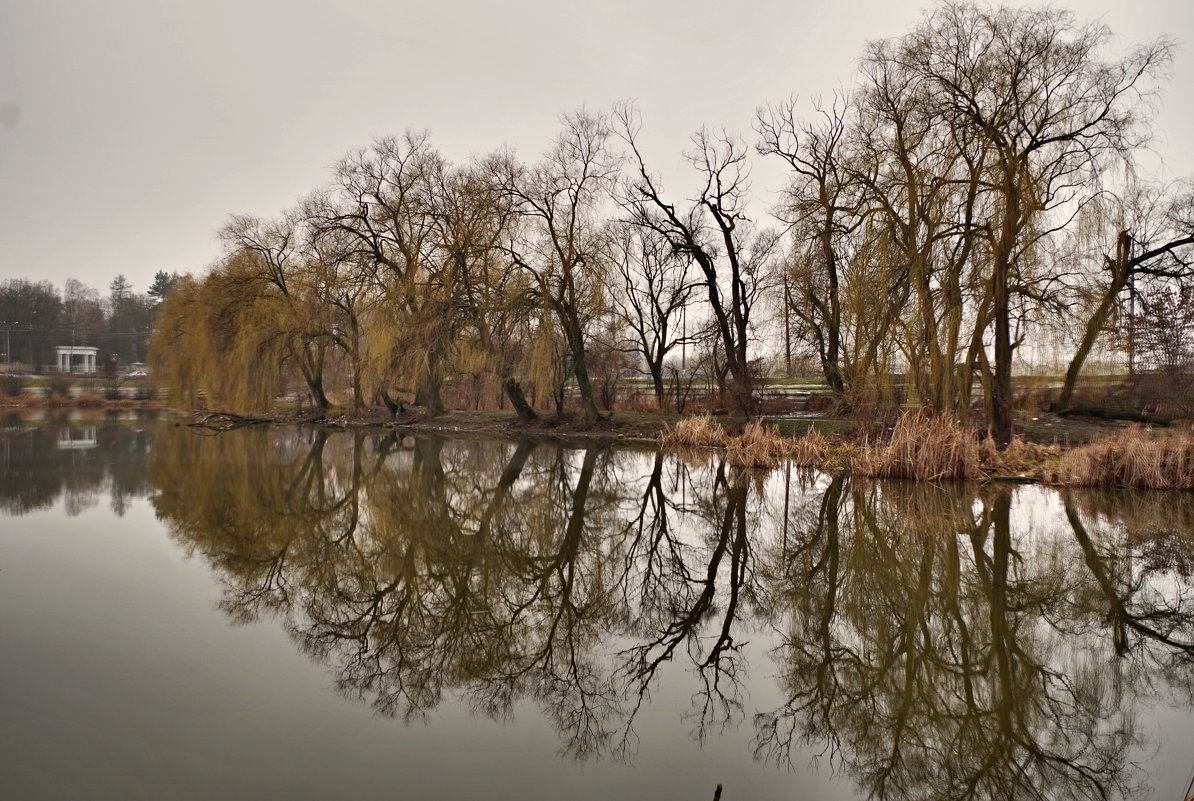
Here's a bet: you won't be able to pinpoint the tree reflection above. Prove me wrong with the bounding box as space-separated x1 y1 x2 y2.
143 425 1194 798
0 415 153 516
149 427 765 761
756 479 1194 801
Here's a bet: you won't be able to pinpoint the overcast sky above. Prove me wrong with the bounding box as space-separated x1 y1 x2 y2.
1 0 1191 296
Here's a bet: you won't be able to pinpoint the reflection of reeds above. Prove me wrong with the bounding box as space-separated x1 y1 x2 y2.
853 412 983 481
1059 427 1194 490
1067 487 1194 576
858 478 989 541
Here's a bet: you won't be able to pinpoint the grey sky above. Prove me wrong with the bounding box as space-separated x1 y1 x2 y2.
1 0 1191 295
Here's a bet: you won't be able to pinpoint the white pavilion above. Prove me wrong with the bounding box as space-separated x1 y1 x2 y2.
54 345 99 374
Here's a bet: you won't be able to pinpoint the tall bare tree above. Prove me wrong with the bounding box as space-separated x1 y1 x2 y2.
619 107 779 416
486 111 619 423
891 2 1172 441
606 223 699 406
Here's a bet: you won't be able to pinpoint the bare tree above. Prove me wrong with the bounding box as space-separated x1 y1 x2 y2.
1060 181 1194 407
618 106 779 416
892 2 1172 441
606 223 700 406
486 111 620 423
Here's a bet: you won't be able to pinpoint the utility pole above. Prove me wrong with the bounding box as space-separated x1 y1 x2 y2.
27 312 35 372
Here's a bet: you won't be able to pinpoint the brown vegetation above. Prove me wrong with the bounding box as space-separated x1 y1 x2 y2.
852 412 984 482
1059 427 1194 490
660 413 729 448
726 420 791 470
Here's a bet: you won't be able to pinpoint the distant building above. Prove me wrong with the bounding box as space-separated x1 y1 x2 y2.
54 346 98 374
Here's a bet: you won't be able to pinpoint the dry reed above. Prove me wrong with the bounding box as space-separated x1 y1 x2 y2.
853 411 983 482
726 419 790 469
787 429 835 469
661 413 729 448
1058 426 1194 490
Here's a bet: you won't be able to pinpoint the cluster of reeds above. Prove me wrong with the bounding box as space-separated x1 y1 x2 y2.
726 420 791 469
663 414 839 471
1058 426 1194 490
661 413 729 448
978 435 1062 481
853 411 983 481
787 429 836 469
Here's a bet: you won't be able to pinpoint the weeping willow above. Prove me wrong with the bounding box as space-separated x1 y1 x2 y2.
149 256 316 413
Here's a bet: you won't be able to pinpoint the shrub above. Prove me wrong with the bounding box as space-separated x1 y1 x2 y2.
0 374 27 397
45 375 73 399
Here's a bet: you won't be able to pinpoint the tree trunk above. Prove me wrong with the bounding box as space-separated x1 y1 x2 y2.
379 389 404 418
415 350 445 417
503 377 538 422
349 325 364 411
990 178 1020 446
1060 233 1131 410
991 255 1013 445
651 368 666 408
563 319 602 423
1060 289 1120 410
415 377 445 416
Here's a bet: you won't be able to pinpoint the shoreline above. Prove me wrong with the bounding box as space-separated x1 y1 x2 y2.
178 406 1189 491
7 398 1187 490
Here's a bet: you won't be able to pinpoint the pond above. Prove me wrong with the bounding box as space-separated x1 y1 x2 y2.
2 418 1193 800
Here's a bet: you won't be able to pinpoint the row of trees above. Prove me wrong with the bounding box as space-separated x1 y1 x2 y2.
0 272 179 370
151 2 1194 440
151 117 743 423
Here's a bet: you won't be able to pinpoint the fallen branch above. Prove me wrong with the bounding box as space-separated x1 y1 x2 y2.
186 411 272 432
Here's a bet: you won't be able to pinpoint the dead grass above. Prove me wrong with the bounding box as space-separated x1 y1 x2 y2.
726 420 790 469
853 411 983 482
787 429 836 470
659 411 1194 490
980 435 1063 481
663 414 844 471
661 413 729 448
1059 426 1194 490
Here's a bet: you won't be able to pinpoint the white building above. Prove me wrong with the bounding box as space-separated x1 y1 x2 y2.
54 346 99 374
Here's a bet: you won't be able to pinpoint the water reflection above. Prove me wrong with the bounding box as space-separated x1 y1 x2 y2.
148 427 762 761
758 479 1194 800
0 414 153 516
6 422 1194 800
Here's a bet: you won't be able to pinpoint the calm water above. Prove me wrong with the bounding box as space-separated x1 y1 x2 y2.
2 417 1193 800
